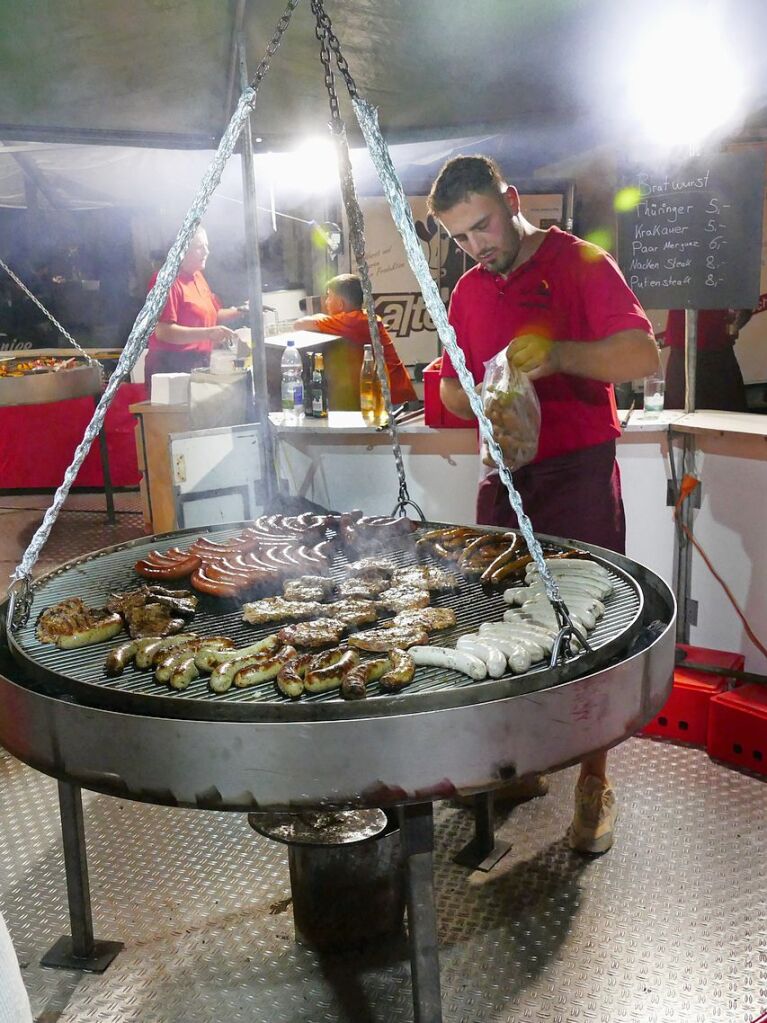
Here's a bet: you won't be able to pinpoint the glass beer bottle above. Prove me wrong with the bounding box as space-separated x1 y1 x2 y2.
360 345 378 426
311 352 328 418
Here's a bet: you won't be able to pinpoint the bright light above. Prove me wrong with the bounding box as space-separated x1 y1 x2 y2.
267 137 339 194
624 5 745 148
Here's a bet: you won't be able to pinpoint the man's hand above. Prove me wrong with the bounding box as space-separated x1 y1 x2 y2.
507 333 559 379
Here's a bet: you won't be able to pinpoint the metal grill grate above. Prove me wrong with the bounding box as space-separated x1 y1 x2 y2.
9 522 643 721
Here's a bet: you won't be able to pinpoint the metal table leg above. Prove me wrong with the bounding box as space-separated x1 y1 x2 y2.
40 781 123 973
93 395 116 523
452 791 512 871
398 802 442 1023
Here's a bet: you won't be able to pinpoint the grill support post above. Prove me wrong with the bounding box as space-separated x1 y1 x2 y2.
93 394 116 524
40 781 123 973
399 801 443 1023
452 792 512 872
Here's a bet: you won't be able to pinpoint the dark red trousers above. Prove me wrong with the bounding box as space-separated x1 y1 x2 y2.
476 439 626 554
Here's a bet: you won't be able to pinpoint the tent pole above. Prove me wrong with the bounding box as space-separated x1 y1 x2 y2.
238 34 278 506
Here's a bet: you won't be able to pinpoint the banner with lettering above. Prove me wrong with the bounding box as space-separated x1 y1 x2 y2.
353 194 565 368
616 150 765 310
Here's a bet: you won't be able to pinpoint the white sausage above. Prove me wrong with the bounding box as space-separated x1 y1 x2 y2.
456 636 508 677
525 591 605 619
497 614 558 641
478 623 546 660
526 575 612 600
469 633 534 673
522 595 600 629
505 606 589 634
526 561 611 584
408 645 488 680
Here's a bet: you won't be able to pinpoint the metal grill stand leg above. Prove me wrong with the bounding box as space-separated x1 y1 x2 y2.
453 792 512 872
399 802 442 1023
40 782 123 972
94 397 115 524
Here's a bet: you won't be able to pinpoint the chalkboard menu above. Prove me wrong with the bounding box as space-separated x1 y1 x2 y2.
616 150 765 310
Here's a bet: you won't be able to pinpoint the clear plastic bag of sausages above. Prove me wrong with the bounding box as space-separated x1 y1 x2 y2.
479 348 541 474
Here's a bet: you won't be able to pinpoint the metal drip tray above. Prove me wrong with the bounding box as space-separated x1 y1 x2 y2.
7 521 644 723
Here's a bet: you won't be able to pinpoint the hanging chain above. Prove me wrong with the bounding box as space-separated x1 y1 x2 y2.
0 256 101 374
7 4 304 631
311 0 358 99
250 0 303 87
311 0 423 521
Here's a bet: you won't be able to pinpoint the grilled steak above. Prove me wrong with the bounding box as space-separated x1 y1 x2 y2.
283 576 335 602
390 566 460 592
319 598 378 627
389 607 457 632
242 597 325 625
277 618 346 648
375 586 431 613
348 624 429 652
336 576 391 599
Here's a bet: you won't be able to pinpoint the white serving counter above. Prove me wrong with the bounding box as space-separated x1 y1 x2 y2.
271 409 767 672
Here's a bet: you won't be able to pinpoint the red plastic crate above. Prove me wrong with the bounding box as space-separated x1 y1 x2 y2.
640 645 745 746
422 356 477 429
707 684 767 776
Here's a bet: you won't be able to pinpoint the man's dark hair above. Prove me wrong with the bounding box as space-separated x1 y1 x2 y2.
427 155 506 216
327 273 363 309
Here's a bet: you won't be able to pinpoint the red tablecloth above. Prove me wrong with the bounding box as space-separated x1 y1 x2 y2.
0 382 147 488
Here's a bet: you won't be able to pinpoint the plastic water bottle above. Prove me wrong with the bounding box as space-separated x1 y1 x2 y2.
280 340 304 424
643 367 665 417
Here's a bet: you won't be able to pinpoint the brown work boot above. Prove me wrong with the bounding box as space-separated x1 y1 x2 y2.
567 775 617 854
454 773 549 807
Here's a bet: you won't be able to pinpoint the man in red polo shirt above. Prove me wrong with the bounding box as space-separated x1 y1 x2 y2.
428 155 659 854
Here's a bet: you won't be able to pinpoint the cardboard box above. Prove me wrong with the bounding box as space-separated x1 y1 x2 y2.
150 372 190 405
422 356 476 429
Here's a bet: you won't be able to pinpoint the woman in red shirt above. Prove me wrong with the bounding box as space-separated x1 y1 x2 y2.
144 227 246 385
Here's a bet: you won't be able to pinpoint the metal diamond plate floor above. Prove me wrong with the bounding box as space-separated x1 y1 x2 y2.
1 738 764 1023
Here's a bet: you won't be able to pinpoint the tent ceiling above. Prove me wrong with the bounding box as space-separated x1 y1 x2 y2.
2 0 766 151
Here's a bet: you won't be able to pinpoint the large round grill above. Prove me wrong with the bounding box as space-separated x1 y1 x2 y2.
8 521 643 722
0 520 675 811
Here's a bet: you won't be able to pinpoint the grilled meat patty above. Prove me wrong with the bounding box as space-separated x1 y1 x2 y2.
319 598 378 627
336 576 391 599
390 566 460 592
277 618 346 648
283 576 335 602
348 624 429 652
389 607 457 632
375 586 431 613
242 597 325 625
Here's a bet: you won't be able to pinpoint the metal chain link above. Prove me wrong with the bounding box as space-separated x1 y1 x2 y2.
312 2 340 123
0 256 101 374
311 0 358 98
250 0 303 86
6 3 305 630
312 0 423 521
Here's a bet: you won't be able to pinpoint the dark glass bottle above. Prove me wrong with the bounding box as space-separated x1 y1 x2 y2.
310 352 328 418
303 350 315 417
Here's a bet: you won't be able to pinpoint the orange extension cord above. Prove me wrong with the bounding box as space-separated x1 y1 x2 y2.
675 474 767 658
